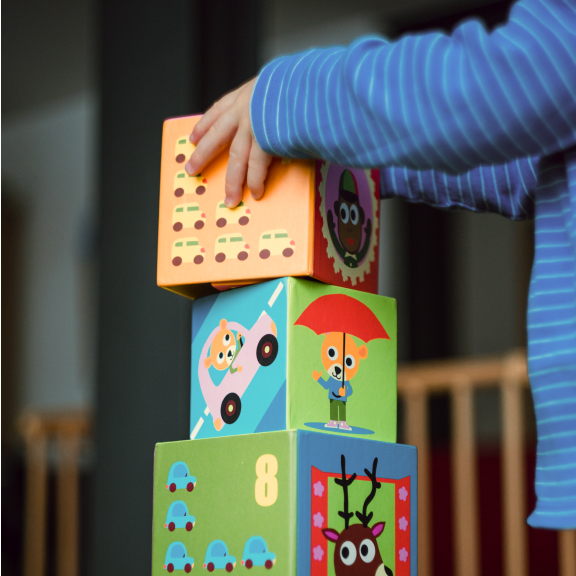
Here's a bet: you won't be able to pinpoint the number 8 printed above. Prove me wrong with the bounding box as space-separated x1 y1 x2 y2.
255 454 278 507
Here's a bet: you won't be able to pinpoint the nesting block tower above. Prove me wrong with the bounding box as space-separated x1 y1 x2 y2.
153 116 417 576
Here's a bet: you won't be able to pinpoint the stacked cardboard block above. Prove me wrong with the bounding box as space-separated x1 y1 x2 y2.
153 115 417 576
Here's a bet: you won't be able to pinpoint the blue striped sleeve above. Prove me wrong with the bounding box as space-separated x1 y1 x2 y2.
251 0 576 174
381 156 538 220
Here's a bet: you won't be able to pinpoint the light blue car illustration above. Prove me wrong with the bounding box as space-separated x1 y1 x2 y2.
165 501 196 532
164 542 194 573
241 536 276 569
203 540 236 572
166 461 197 493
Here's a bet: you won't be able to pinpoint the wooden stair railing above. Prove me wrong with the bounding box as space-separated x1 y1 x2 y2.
397 349 576 576
18 411 92 576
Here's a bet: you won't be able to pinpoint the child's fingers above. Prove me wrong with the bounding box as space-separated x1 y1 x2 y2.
186 113 238 176
247 140 273 200
224 128 251 207
190 91 237 144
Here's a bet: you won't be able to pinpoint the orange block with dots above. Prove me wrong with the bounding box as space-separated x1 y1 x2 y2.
157 115 380 299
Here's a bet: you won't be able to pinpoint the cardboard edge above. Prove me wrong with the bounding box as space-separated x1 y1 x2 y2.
306 161 316 277
160 282 218 300
288 430 298 576
157 119 170 288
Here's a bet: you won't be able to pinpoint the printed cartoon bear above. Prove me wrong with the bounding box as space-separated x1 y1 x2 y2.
312 332 368 430
204 319 243 374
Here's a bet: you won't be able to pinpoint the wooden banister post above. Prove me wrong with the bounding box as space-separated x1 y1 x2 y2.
501 352 528 576
405 384 432 576
452 379 480 576
21 416 48 576
559 530 576 576
56 432 82 576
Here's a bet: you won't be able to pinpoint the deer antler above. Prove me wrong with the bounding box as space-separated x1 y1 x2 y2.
356 457 381 527
335 454 357 530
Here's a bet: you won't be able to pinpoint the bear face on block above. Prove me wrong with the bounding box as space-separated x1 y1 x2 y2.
190 277 396 442
151 431 417 576
157 116 380 299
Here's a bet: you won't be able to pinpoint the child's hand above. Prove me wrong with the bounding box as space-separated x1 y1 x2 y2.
185 78 273 208
338 386 346 397
312 370 322 381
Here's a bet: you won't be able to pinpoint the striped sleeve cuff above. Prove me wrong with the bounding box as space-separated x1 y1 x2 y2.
251 55 299 158
250 48 343 160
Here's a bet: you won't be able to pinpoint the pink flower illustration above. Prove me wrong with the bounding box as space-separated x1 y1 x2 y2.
399 547 409 562
399 486 408 501
313 512 324 528
399 516 408 531
313 481 325 497
313 545 324 561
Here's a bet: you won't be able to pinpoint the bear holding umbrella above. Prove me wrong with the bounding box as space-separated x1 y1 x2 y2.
295 294 390 431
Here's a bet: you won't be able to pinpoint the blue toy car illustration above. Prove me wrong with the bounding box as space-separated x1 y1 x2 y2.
241 536 276 569
165 500 196 532
164 542 194 573
166 461 197 493
203 540 236 572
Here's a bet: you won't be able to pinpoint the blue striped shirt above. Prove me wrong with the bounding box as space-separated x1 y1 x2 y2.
251 0 576 529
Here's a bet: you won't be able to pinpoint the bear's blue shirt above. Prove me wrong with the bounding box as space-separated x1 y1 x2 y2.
317 376 353 402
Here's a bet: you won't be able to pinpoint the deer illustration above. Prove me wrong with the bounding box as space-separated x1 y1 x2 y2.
322 455 393 576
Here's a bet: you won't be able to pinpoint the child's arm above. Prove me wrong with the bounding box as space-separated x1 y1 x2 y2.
188 0 575 207
381 156 538 220
250 0 576 173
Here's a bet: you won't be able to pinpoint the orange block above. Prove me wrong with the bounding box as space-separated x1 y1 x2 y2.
158 115 380 299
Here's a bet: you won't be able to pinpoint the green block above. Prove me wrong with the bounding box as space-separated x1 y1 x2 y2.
191 278 397 443
153 431 417 576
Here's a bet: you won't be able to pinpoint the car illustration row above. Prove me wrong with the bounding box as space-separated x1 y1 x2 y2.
164 537 276 573
172 138 244 229
171 231 295 267
171 200 251 232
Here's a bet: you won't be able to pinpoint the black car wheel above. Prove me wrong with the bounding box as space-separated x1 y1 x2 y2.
256 334 278 367
221 393 241 425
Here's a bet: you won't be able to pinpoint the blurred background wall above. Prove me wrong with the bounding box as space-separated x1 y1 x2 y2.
2 0 98 572
2 0 547 575
2 0 97 411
